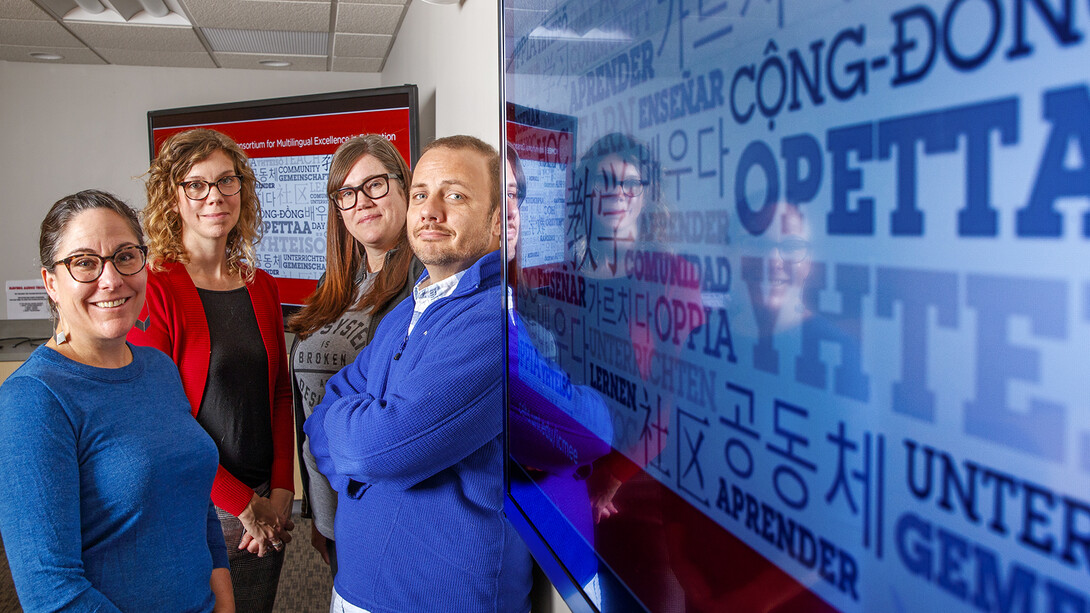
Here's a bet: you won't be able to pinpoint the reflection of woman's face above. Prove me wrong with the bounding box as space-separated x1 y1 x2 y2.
506 160 520 262
765 208 812 312
592 154 645 239
339 154 407 259
43 208 147 353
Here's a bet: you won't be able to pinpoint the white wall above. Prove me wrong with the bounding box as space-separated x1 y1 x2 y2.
381 0 501 148
0 0 504 286
0 60 378 284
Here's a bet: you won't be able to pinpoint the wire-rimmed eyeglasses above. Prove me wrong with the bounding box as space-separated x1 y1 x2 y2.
177 175 243 200
331 173 399 210
53 245 148 283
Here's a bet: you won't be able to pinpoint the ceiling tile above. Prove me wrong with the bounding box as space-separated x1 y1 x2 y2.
1 1 54 20
216 52 329 71
97 47 216 67
336 3 404 35
0 45 105 64
333 32 390 58
331 55 383 73
64 23 205 52
0 18 85 47
4 0 407 72
181 0 330 31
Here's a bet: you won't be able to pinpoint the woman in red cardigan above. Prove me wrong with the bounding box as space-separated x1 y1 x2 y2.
129 128 294 613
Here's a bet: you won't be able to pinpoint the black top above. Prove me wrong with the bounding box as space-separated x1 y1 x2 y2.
196 286 272 489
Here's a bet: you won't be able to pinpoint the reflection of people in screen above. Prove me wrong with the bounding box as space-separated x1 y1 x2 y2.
506 144 523 266
567 132 705 611
736 200 855 381
506 143 613 606
755 202 813 332
570 133 658 278
662 201 824 612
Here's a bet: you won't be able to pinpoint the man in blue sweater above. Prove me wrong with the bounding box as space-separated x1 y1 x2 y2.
305 135 533 612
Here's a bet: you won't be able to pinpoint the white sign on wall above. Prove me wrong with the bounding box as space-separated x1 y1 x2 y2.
6 280 49 320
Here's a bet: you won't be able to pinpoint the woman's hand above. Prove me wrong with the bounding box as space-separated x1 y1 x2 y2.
588 472 622 524
268 488 295 530
236 493 291 556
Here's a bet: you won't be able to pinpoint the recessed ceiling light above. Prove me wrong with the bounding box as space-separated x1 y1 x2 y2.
30 52 64 61
259 60 291 67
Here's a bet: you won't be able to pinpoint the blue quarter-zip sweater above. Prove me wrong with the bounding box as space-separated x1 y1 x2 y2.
304 250 531 613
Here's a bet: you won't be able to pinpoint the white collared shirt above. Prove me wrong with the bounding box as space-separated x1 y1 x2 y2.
408 268 469 336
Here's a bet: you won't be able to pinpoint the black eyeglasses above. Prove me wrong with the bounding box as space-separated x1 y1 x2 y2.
331 173 399 210
177 175 243 200
593 175 648 198
54 245 148 283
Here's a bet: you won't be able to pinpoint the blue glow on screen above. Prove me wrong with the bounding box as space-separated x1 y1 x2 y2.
504 1 1090 611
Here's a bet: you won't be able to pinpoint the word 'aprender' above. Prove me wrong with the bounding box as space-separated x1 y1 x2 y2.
716 479 859 601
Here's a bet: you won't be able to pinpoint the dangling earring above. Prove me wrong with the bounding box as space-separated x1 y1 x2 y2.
54 309 69 345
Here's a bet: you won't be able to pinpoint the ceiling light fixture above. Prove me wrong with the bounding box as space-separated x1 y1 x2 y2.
74 0 106 13
108 0 142 20
34 0 187 23
259 60 292 67
139 0 168 18
419 0 460 5
30 52 64 60
108 0 168 19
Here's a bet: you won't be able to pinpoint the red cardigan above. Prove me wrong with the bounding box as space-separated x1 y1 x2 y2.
128 261 294 516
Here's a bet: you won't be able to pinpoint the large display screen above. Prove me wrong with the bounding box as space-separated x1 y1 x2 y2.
503 1 1090 611
148 86 419 306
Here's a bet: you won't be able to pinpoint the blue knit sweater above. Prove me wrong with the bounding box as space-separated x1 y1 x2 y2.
305 250 532 613
0 344 227 613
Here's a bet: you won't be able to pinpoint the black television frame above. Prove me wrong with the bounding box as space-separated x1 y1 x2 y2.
147 85 419 163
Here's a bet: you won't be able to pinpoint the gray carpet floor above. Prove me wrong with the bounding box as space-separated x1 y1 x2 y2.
0 514 334 613
272 515 335 612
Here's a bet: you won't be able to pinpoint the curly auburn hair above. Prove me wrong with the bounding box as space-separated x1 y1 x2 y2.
143 128 262 282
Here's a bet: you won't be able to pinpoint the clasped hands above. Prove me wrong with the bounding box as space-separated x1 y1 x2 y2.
237 488 295 557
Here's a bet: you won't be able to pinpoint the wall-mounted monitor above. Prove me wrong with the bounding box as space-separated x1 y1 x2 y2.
503 0 1090 611
148 85 419 307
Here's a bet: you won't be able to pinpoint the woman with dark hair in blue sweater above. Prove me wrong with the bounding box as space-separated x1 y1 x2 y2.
0 190 232 612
